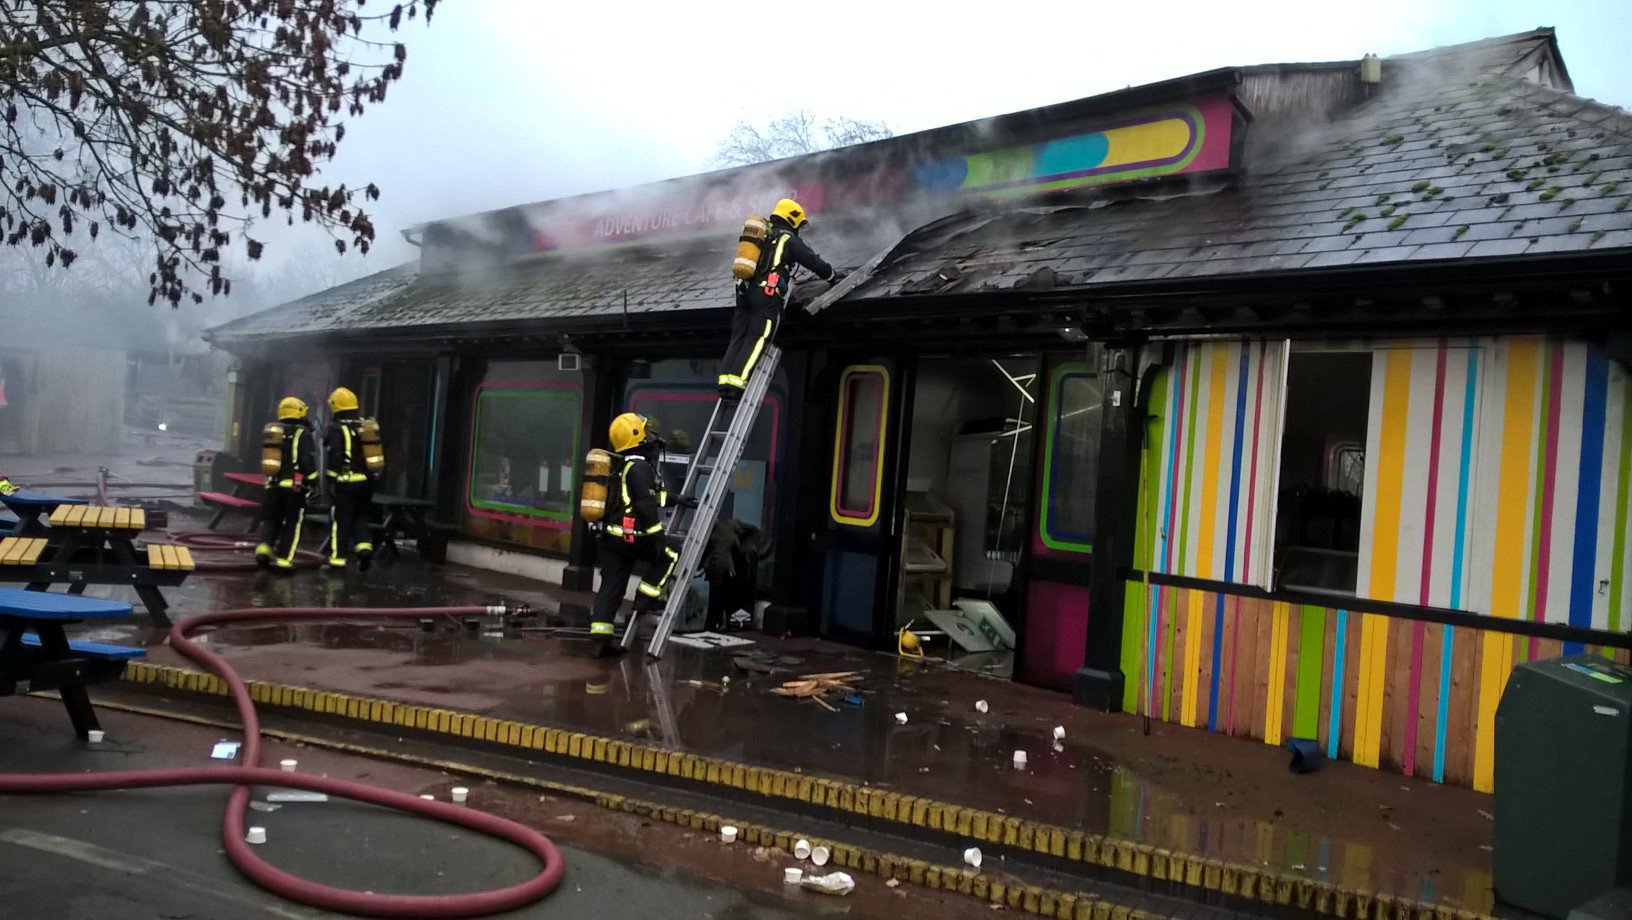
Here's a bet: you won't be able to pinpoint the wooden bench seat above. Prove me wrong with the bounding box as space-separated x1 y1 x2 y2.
0 537 48 567
48 505 147 532
145 544 196 572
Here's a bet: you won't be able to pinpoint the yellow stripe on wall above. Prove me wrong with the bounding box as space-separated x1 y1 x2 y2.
1263 602 1291 746
1476 338 1540 792
1356 349 1410 768
1181 590 1204 727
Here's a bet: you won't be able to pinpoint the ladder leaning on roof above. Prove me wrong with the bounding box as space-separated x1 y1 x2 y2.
620 342 781 659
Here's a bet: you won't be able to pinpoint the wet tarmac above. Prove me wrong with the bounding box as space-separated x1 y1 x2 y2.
0 697 978 919
73 544 1499 913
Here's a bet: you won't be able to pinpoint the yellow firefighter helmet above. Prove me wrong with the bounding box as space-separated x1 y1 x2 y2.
277 397 308 421
328 387 359 413
770 198 807 230
609 412 655 453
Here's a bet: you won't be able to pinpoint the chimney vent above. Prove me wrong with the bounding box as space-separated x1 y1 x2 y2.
1360 53 1382 85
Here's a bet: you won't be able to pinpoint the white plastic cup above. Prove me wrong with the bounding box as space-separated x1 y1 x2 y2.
418 794 436 801
1013 750 1028 768
964 847 983 869
450 786 469 804
246 826 267 845
811 845 831 867
783 867 803 884
86 730 105 744
974 700 989 713
720 825 738 844
1053 725 1066 741
278 759 297 773
793 838 811 859
894 711 909 725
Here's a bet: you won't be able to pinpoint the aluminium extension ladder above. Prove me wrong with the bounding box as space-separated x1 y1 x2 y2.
620 343 781 658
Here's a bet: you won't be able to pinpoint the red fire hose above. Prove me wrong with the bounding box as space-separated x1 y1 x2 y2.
164 530 326 571
0 605 565 918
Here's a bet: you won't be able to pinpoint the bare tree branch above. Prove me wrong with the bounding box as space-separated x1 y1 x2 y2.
0 0 439 306
713 110 893 166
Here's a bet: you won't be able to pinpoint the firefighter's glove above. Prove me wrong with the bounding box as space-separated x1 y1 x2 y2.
676 496 700 510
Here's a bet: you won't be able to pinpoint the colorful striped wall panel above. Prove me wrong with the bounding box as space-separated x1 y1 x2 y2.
1124 335 1632 790
1118 583 1631 789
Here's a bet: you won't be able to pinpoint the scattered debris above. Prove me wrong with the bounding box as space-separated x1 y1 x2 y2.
974 699 989 713
249 801 282 812
799 871 855 896
894 712 909 725
266 790 329 803
885 878 900 888
1478 809 1494 821
964 847 983 869
771 672 862 711
210 741 241 760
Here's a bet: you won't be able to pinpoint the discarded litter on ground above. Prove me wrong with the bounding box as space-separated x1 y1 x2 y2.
799 871 855 896
771 671 863 710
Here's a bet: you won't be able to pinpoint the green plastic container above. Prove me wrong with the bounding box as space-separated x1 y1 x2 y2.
1494 654 1632 917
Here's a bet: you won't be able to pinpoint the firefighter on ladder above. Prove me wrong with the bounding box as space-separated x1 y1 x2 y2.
717 198 845 402
323 387 380 570
590 413 694 657
255 397 317 571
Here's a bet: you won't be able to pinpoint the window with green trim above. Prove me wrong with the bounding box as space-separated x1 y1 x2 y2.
1040 369 1102 552
466 383 581 524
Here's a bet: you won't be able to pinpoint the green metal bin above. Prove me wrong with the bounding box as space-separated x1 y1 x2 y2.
1494 654 1632 917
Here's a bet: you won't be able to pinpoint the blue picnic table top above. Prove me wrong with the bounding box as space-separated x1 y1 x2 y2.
0 491 90 511
0 586 132 620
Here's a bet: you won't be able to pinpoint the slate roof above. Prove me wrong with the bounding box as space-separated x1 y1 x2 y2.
847 32 1632 302
209 29 1632 347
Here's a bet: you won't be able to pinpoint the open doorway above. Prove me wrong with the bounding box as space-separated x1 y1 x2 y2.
1273 351 1372 594
900 356 1040 678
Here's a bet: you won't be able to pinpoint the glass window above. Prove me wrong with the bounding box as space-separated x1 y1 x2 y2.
1040 368 1102 553
628 386 782 534
832 368 889 525
466 375 582 527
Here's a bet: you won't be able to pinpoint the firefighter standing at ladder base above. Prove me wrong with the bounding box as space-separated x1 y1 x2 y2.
255 397 317 571
589 413 694 657
717 198 845 401
324 387 383 570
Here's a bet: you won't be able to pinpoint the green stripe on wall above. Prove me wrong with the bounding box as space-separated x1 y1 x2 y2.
1610 377 1632 635
1292 605 1326 739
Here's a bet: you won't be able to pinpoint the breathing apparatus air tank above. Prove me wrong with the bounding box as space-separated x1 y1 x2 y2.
260 423 285 477
358 418 385 477
731 215 769 280
579 448 614 523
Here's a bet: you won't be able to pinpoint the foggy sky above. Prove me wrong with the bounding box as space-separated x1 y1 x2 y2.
51 0 1632 304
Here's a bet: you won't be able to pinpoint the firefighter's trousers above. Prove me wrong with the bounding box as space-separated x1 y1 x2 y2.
591 533 681 637
718 291 781 396
328 478 375 563
259 486 308 565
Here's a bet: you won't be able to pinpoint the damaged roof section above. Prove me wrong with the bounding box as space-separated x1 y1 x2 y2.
842 33 1632 305
210 29 1631 348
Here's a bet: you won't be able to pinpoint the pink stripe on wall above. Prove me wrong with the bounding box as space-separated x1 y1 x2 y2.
1531 344 1566 655
1404 342 1450 776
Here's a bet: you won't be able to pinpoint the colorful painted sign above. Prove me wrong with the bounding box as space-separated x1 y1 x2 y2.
433 91 1238 257
914 98 1232 196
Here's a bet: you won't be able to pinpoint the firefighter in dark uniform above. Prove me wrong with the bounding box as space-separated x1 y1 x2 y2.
590 412 693 656
717 198 845 401
255 397 317 572
323 386 379 569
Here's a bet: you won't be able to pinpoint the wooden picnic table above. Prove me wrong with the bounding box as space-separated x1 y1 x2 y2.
197 471 264 531
0 491 89 537
0 505 194 626
0 585 139 739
